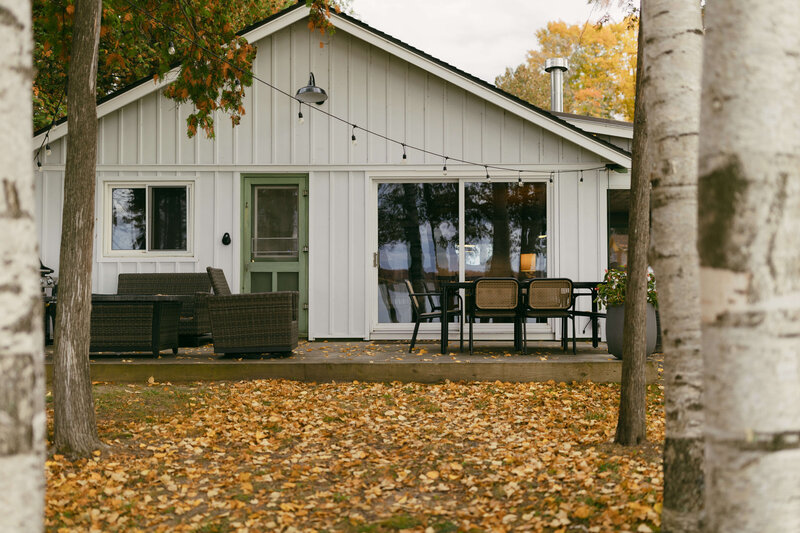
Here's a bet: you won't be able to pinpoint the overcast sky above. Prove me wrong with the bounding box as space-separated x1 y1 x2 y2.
349 0 634 83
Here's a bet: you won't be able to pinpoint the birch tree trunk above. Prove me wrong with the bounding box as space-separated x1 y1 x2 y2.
643 1 705 531
698 1 800 531
53 0 104 456
615 13 650 446
0 0 46 530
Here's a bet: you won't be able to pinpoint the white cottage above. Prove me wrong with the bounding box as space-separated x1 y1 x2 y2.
33 3 633 342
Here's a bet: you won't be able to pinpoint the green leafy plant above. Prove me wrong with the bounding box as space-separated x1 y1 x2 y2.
596 268 657 309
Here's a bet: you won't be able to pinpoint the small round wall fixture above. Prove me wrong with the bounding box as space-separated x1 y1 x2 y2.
222 232 231 246
295 72 328 105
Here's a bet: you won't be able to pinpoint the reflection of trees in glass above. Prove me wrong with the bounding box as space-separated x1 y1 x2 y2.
465 183 547 278
377 183 458 323
111 188 145 250
151 187 187 250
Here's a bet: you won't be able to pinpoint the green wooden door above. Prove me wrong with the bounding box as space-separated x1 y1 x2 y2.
242 175 308 335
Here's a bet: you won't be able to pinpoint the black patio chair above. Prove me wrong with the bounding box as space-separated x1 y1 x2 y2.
522 278 576 354
405 279 463 353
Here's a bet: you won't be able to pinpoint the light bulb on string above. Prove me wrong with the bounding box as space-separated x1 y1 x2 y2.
298 102 304 124
351 125 358 146
168 41 176 55
37 158 43 172
485 165 491 182
442 156 448 176
517 170 523 186
401 143 407 163
45 143 51 156
549 171 554 184
580 170 584 183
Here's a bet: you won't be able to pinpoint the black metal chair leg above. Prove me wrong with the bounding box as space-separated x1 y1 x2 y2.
572 316 576 354
459 314 464 351
410 319 421 353
469 315 474 355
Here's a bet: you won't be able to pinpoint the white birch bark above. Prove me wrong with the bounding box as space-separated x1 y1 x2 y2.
0 0 46 531
699 2 800 531
643 1 704 531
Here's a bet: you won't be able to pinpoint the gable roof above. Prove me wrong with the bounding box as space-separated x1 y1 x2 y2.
34 2 631 166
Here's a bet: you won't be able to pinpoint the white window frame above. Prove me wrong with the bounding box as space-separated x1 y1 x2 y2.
103 181 195 257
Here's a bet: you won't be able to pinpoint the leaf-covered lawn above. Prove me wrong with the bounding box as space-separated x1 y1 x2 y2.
46 380 665 532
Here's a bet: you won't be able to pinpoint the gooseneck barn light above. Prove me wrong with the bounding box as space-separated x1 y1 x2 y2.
295 72 328 105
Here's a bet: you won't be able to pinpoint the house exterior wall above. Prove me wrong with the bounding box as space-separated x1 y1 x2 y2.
35 19 626 340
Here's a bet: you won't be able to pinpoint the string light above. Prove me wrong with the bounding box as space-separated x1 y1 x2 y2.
401 143 407 163
298 102 304 124
579 170 584 183
168 41 176 55
37 159 43 172
106 0 625 182
45 143 52 156
517 170 522 186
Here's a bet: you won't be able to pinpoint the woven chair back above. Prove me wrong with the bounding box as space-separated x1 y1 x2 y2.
206 267 232 295
528 279 572 310
474 279 519 310
404 279 422 313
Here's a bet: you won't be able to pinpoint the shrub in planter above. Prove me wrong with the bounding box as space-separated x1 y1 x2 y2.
596 268 658 359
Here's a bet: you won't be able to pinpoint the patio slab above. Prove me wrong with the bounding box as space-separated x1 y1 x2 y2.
44 340 660 384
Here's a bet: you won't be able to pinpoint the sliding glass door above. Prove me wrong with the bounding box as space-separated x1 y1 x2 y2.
376 179 548 326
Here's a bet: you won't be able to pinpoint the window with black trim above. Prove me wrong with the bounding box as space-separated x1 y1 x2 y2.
108 184 191 253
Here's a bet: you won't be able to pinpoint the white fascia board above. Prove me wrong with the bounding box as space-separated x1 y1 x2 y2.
33 69 179 147
329 16 631 167
560 118 634 139
240 5 312 44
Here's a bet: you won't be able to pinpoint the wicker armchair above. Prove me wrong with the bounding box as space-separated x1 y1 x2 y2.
205 267 299 354
469 278 520 354
523 278 575 354
117 273 212 346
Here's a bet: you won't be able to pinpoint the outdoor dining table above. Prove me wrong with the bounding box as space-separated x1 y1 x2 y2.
439 279 605 353
439 281 474 353
570 281 605 348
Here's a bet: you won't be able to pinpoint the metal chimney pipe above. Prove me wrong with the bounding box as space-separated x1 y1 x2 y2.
544 58 569 112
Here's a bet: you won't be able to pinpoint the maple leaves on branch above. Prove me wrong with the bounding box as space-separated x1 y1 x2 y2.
33 0 341 137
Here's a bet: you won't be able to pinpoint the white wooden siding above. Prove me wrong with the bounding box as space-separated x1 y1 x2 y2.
34 18 625 339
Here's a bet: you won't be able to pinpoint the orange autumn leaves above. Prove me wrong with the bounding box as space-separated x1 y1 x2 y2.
47 379 664 532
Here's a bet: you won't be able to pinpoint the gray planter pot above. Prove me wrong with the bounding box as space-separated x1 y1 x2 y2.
606 303 657 359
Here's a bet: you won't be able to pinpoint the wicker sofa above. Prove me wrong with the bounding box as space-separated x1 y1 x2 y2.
205 267 299 355
117 273 212 346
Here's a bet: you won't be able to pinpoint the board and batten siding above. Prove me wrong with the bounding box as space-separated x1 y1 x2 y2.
34 18 622 339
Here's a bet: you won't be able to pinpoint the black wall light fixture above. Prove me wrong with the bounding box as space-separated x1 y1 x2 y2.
295 72 328 105
221 232 231 246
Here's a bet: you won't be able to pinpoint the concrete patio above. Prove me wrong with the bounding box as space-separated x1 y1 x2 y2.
45 340 660 384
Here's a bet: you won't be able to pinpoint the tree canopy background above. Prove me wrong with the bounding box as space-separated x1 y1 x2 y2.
495 18 638 121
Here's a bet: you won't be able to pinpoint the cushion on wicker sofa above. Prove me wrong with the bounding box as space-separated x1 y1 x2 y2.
117 273 211 341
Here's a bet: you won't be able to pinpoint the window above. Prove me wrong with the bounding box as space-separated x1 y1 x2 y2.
607 189 629 269
376 180 548 324
106 183 191 254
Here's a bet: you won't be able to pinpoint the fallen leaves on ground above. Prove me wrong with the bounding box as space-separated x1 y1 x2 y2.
46 380 664 532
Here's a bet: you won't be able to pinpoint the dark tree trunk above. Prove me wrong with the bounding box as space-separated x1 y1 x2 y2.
53 0 104 456
401 184 425 291
488 183 512 276
615 18 650 446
